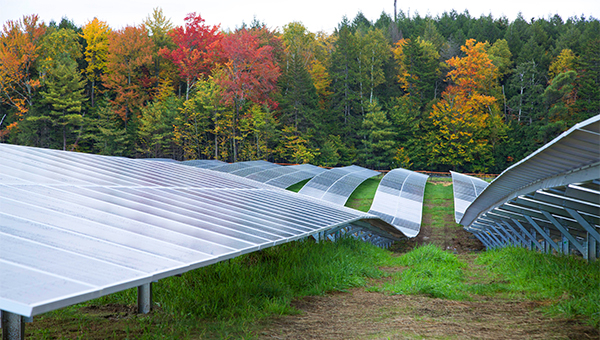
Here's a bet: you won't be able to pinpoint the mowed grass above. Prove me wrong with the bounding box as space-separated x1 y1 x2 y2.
422 178 459 229
344 175 382 212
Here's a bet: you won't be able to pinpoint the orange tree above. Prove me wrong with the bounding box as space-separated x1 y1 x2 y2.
0 14 46 139
427 39 505 172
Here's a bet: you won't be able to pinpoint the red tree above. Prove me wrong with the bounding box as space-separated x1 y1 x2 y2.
159 13 222 100
216 28 281 161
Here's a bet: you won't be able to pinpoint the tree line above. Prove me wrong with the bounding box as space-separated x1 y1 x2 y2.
0 9 598 172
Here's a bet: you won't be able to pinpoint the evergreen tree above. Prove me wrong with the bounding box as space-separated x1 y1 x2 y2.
37 59 86 150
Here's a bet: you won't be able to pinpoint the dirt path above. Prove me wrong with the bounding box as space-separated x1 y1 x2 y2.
258 287 598 339
258 179 599 340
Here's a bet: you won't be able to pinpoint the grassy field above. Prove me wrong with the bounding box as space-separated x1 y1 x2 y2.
7 177 600 339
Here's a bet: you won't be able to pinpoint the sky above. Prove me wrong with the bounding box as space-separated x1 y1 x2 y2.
1 0 599 33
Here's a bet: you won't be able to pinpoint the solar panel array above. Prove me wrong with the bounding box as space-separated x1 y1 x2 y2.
181 159 227 169
299 165 380 205
247 164 328 188
457 115 600 261
450 171 489 223
0 143 404 318
368 169 429 238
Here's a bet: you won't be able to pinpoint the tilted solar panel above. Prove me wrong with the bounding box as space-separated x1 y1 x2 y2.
181 159 227 169
0 144 405 318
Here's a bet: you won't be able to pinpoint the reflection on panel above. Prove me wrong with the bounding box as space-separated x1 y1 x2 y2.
369 168 429 238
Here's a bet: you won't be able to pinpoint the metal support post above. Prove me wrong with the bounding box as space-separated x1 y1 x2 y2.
523 215 560 253
486 229 504 247
1 311 24 340
490 225 510 245
477 232 495 248
474 232 491 249
565 208 600 244
496 222 519 245
512 219 543 251
542 211 586 258
137 282 152 314
588 235 598 261
502 221 527 247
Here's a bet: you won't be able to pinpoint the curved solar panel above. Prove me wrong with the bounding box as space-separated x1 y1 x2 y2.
369 169 429 238
299 165 380 205
457 116 600 260
229 162 281 177
0 144 407 318
210 160 272 174
450 171 489 223
460 115 600 227
182 159 227 169
247 163 328 188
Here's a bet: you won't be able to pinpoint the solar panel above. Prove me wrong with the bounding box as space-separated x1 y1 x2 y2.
299 166 380 205
369 169 429 238
181 159 227 169
210 160 273 174
450 171 489 223
457 115 600 259
247 164 328 188
228 161 281 177
0 144 405 318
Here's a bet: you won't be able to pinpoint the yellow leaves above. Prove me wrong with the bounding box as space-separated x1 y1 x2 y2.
80 18 110 81
549 49 577 82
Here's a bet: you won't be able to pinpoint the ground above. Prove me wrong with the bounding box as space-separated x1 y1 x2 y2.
4 178 599 339
257 178 598 340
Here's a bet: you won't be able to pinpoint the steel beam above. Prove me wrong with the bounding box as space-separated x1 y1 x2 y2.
524 215 560 253
566 208 600 243
542 211 586 258
479 231 498 248
512 219 543 251
137 283 152 314
1 311 24 340
474 232 491 249
490 225 510 245
496 222 519 245
486 228 504 247
502 220 528 247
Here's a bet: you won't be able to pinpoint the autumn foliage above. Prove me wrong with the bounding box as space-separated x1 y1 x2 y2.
0 11 597 172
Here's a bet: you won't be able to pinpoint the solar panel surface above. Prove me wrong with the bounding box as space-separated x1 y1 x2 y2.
369 169 429 238
0 144 402 318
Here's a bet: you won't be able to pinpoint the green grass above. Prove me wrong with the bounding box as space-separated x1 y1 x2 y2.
286 178 310 192
34 238 397 339
345 175 382 212
373 244 470 300
476 247 600 327
422 181 460 229
371 244 600 328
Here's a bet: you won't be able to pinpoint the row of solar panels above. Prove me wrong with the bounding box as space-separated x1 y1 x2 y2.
452 115 600 261
178 159 429 239
0 143 428 319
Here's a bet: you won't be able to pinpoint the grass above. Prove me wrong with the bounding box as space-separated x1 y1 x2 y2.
373 244 471 300
370 243 600 328
25 238 398 339
476 246 600 326
421 180 460 229
344 175 382 212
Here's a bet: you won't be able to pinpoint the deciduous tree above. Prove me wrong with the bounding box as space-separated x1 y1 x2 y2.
160 13 222 101
80 18 110 107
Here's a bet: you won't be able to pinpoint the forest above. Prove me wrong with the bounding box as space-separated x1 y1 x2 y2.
0 9 598 173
